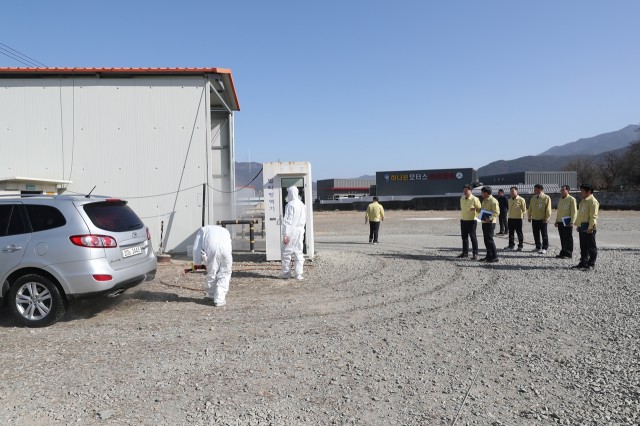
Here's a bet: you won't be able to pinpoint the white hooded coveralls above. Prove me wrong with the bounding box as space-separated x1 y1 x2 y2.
192 225 233 304
281 186 306 277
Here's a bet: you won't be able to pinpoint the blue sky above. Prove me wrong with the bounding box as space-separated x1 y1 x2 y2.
3 0 639 180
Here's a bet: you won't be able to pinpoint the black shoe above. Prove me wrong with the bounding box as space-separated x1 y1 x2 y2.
478 257 488 262
516 247 523 251
471 254 478 260
456 253 468 258
571 264 587 269
583 265 595 271
555 254 564 259
487 258 499 263
560 255 571 259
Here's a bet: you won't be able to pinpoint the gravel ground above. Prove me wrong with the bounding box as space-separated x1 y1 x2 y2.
1 210 639 425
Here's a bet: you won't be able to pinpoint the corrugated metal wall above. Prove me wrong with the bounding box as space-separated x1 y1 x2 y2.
480 171 578 190
525 171 577 189
0 76 234 252
480 172 526 186
317 178 374 200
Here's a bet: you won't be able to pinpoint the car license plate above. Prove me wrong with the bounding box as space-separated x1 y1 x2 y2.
122 246 142 258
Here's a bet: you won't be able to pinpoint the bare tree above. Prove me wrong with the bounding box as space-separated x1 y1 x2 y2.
563 157 602 188
598 153 621 191
619 140 640 189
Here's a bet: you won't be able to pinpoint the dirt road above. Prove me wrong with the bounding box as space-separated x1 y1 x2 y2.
1 210 638 425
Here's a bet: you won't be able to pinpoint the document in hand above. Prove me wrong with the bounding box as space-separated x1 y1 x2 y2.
478 209 493 222
562 216 572 226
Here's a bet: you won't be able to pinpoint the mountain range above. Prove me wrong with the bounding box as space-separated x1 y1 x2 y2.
477 124 639 176
538 124 639 156
235 124 640 189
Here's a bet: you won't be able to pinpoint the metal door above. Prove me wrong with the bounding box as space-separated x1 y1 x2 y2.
280 177 306 254
0 204 32 280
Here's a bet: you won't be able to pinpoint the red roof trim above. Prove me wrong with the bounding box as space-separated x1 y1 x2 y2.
0 67 231 74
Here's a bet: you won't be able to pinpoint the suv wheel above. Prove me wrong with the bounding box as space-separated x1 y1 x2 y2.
8 274 66 327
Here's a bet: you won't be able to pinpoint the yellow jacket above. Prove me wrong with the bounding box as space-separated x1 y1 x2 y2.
555 195 577 225
460 195 481 221
481 195 500 224
507 196 527 219
365 201 385 222
575 194 599 230
528 193 552 221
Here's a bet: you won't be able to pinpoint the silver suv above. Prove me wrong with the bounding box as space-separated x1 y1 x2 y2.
0 195 157 327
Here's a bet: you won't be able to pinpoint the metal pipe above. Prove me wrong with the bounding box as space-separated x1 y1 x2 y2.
202 183 206 227
216 219 259 252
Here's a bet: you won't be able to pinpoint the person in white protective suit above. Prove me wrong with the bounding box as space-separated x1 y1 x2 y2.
192 225 233 307
280 186 307 280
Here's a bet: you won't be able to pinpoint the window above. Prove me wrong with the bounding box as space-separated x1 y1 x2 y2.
26 205 67 232
83 201 143 232
0 204 29 236
0 205 12 236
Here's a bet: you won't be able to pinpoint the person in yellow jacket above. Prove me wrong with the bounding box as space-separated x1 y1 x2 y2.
365 196 385 244
554 185 577 259
479 186 500 263
572 184 599 270
458 184 481 259
505 186 527 251
527 183 552 254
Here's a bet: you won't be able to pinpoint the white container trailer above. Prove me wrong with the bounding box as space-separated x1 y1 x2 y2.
0 68 240 253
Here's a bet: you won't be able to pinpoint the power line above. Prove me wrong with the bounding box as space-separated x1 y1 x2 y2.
64 183 203 200
0 42 47 67
208 167 263 193
0 47 34 67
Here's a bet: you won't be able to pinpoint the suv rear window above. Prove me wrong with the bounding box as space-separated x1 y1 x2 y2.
0 204 29 236
26 205 67 232
83 201 144 232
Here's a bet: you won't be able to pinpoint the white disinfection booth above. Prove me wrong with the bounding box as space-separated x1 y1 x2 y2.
263 161 315 261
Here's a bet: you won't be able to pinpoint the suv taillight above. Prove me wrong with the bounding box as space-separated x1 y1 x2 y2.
146 226 151 241
69 235 118 248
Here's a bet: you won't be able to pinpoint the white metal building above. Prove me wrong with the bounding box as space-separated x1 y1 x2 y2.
0 67 240 253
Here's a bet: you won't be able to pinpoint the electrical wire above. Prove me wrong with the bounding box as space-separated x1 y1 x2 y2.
0 47 34 67
46 72 243 202
207 167 263 193
124 184 203 199
0 42 47 67
63 183 203 200
64 170 259 200
169 85 206 219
